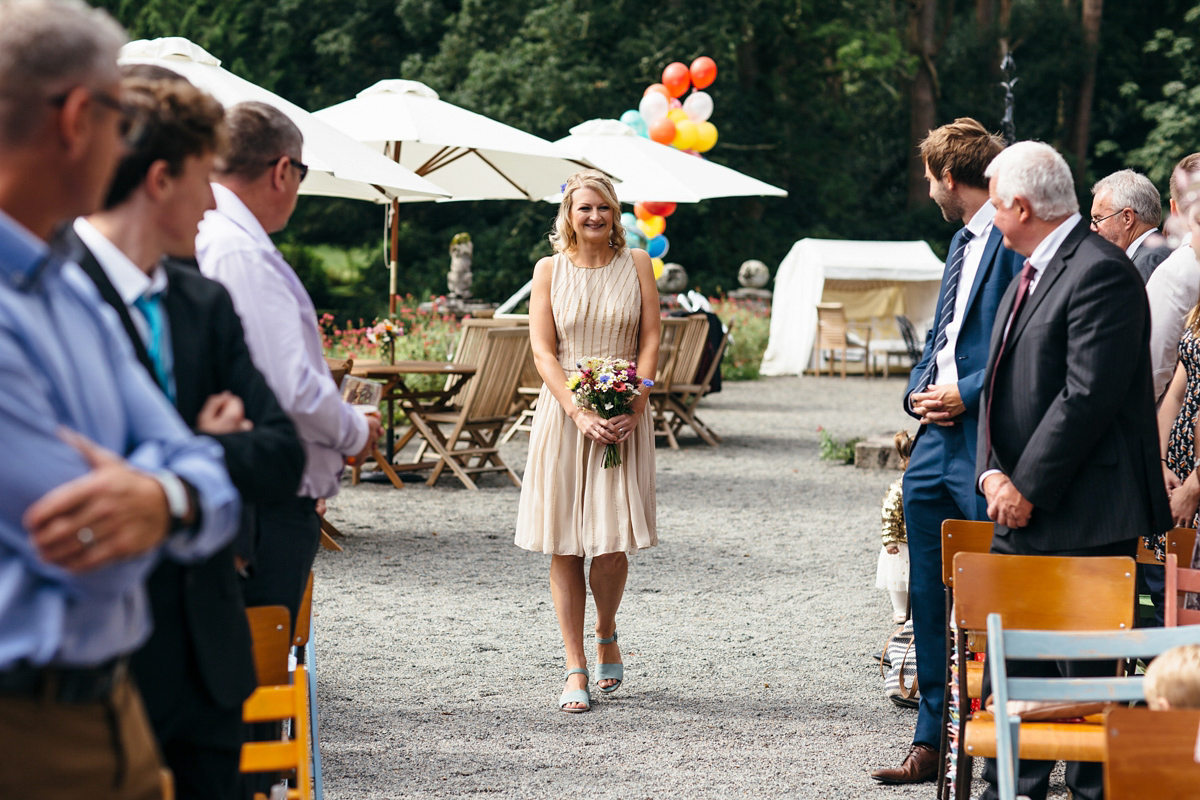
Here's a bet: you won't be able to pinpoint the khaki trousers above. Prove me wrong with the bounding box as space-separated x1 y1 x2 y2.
0 673 164 800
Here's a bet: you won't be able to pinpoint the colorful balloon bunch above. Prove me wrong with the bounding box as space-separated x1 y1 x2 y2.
621 201 676 279
620 57 719 155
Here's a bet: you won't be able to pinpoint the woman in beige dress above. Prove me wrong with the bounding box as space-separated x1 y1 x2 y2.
515 170 660 713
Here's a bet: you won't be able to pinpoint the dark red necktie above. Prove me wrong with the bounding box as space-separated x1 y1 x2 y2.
985 259 1037 460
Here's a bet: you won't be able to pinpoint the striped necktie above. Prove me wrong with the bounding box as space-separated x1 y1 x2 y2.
913 227 974 393
133 291 173 403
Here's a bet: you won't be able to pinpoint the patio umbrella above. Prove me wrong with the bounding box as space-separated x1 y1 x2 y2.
553 119 787 204
313 79 594 201
118 38 450 205
314 79 598 310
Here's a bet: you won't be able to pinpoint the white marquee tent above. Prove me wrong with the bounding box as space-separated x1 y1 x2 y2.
760 238 945 376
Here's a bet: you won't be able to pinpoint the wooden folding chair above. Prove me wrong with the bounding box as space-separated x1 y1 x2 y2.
1164 552 1200 627
245 605 292 687
647 317 688 449
937 519 993 800
399 327 530 489
814 302 871 378
241 666 313 800
1104 707 1200 799
1167 526 1198 562
668 319 732 447
499 342 543 444
953 552 1137 800
987 617 1200 800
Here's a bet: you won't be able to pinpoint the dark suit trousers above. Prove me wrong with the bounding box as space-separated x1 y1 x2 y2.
978 533 1138 800
242 496 320 627
901 422 988 748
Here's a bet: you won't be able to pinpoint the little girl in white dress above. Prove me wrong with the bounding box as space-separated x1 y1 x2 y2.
876 431 913 624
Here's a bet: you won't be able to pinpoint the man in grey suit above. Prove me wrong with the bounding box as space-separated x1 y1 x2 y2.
1090 169 1171 282
977 142 1172 800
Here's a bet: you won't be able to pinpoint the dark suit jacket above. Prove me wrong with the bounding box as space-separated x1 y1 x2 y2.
68 228 305 710
976 219 1172 552
905 225 1023 469
1132 239 1172 284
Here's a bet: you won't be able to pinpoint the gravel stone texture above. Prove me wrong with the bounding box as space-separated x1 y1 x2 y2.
314 375 1061 799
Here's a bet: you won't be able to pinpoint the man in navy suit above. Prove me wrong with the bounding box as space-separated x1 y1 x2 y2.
871 118 1022 785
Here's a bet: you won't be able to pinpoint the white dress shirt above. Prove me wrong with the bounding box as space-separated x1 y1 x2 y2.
1127 228 1157 260
983 213 1082 490
932 201 997 386
196 184 368 499
72 217 175 398
1146 233 1199 401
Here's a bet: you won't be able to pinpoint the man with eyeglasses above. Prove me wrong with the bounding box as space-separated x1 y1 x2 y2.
1089 169 1171 283
0 3 239 797
197 100 380 626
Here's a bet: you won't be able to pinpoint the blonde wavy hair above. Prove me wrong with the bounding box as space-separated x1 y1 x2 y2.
548 169 627 255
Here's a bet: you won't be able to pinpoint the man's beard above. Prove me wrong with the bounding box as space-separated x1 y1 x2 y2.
935 189 964 223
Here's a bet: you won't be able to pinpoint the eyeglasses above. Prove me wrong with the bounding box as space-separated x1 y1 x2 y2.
267 155 308 183
1090 209 1124 227
48 87 134 139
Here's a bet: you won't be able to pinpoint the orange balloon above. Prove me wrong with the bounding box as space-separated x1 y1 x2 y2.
690 56 717 89
648 117 676 145
662 62 691 98
633 202 652 222
643 83 671 99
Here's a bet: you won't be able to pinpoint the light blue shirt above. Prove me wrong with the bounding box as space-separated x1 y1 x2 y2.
0 209 240 669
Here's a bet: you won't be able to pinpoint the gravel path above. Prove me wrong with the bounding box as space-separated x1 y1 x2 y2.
313 375 1014 799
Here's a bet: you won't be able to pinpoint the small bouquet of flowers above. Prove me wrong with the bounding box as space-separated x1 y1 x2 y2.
566 356 654 469
366 317 404 364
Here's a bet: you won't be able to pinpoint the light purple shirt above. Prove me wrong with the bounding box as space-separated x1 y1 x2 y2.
196 184 368 499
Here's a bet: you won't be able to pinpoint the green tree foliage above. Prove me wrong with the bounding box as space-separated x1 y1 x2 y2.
95 0 1194 320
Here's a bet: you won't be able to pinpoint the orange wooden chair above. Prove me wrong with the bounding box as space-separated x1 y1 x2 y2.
240 666 312 800
952 552 1136 800
1104 707 1200 799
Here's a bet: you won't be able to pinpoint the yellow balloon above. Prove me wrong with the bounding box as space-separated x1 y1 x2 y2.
652 258 665 280
694 121 718 153
667 108 689 125
673 119 698 150
638 214 665 238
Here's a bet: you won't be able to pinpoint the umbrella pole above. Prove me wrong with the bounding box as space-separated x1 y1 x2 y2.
389 197 399 316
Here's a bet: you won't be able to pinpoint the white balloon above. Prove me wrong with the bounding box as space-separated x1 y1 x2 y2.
638 92 668 123
683 91 713 123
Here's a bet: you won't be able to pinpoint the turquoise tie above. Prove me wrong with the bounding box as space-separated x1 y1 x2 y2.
133 292 173 403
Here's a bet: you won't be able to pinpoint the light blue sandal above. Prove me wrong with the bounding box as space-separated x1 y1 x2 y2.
558 667 591 713
596 631 624 694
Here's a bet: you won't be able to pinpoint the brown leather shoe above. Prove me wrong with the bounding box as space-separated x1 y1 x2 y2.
869 743 939 784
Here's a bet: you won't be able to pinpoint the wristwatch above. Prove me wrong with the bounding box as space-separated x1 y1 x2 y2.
151 470 196 532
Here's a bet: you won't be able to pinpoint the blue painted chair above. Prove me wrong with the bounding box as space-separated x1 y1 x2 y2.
987 614 1200 800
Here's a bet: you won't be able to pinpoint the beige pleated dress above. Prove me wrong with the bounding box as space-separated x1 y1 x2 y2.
514 249 657 557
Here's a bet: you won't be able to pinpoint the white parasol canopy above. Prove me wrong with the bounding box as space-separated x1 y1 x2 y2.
313 80 593 201
118 38 450 204
552 119 787 204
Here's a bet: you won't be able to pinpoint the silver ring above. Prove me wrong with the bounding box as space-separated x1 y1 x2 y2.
76 527 95 546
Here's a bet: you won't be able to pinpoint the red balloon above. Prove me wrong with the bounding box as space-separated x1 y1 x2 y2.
648 117 676 145
661 62 691 98
642 201 677 218
633 202 653 222
643 83 670 99
690 56 717 89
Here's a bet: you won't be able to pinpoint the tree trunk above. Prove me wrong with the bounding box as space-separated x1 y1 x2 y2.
907 0 939 210
1070 0 1103 183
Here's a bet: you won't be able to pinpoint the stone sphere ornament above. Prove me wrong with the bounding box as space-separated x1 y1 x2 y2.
738 259 770 289
657 262 689 293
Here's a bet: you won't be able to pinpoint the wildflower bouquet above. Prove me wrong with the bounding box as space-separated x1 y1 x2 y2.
566 357 653 469
365 318 404 364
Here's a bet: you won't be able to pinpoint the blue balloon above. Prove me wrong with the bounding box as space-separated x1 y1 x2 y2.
621 211 638 230
620 109 647 136
647 234 669 259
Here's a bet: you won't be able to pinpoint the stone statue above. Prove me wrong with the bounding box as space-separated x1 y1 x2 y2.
657 262 688 294
738 259 770 289
448 232 473 300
